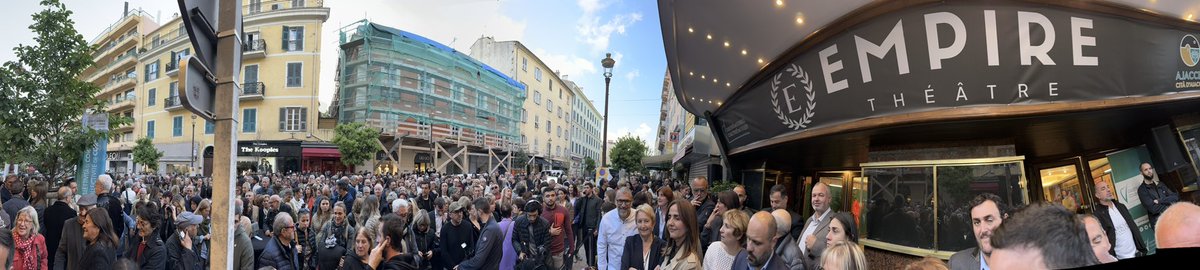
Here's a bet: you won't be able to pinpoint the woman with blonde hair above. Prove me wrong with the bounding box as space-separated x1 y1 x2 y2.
820 241 869 270
660 200 702 270
12 206 47 270
704 209 749 270
620 204 665 270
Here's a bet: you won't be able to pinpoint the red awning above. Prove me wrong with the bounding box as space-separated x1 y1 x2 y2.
302 148 341 158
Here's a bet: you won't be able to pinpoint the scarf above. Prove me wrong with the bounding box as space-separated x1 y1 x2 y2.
13 230 38 270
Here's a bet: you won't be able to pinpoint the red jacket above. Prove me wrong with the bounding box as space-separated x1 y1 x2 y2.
13 233 47 270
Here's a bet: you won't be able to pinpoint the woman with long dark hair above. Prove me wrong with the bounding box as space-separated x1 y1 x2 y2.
660 200 702 270
81 208 118 270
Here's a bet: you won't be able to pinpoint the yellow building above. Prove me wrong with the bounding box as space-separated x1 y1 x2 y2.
84 0 331 175
470 37 578 173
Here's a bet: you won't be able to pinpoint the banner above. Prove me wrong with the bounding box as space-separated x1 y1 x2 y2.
77 113 109 196
718 1 1200 150
1106 146 1158 255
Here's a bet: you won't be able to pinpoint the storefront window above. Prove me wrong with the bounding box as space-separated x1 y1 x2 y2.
1040 164 1083 213
861 158 1027 255
1180 126 1200 190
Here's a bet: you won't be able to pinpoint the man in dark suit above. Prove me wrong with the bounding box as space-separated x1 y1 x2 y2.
948 193 1008 270
765 184 803 239
733 211 788 270
53 194 96 270
1093 181 1146 259
1136 162 1179 227
43 187 76 270
458 197 503 270
690 177 716 245
574 182 602 269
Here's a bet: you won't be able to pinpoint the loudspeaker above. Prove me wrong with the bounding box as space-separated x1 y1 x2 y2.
1150 125 1190 171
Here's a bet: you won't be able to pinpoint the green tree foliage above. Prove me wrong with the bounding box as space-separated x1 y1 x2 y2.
610 135 648 174
583 156 597 176
131 137 162 172
0 0 129 182
332 122 381 167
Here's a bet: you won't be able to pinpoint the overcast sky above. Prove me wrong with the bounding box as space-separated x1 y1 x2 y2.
0 0 668 149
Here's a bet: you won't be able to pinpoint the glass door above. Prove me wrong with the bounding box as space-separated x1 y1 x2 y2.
1036 158 1089 213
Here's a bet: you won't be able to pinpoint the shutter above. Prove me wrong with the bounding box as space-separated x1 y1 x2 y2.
281 26 289 50
297 26 305 51
279 107 286 131
300 107 308 131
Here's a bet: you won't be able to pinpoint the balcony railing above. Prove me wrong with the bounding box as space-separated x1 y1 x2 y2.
241 82 265 100
243 39 266 52
164 96 182 110
245 0 323 15
166 61 180 76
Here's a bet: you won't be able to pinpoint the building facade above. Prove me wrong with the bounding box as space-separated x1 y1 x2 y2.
332 21 525 174
82 7 158 174
470 37 579 173
565 78 603 176
655 70 691 156
84 0 332 175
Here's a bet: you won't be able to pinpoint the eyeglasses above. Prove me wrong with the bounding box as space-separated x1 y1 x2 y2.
616 199 632 205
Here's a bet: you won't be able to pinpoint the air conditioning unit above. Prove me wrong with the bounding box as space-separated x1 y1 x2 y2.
272 4 281 10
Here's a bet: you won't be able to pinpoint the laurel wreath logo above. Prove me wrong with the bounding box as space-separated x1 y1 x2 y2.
770 63 816 130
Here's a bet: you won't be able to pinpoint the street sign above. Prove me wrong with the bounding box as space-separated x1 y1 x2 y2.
177 0 219 67
179 56 216 119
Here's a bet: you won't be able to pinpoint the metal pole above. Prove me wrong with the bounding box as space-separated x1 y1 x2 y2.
601 76 610 167
191 115 196 175
211 0 242 269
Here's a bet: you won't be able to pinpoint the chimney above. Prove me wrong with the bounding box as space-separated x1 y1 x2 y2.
123 2 129 17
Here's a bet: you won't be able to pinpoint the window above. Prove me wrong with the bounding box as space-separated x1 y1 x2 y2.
534 115 539 129
249 0 262 13
147 88 156 106
280 107 307 131
534 91 541 104
244 65 259 83
146 120 155 139
145 61 159 81
172 116 183 137
292 0 304 7
860 158 1027 253
521 135 526 144
205 120 214 134
282 26 304 51
546 121 550 134
521 109 527 123
535 67 542 81
557 126 561 137
547 100 553 112
170 49 190 69
243 108 257 133
286 62 302 87
522 57 528 71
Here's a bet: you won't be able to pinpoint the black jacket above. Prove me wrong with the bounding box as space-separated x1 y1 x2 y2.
52 218 86 270
257 237 299 270
412 226 439 270
1137 181 1180 225
340 252 375 270
166 232 202 270
695 196 716 245
380 254 421 270
574 196 602 230
126 229 167 270
43 201 75 270
1094 200 1148 257
439 220 476 267
97 193 126 237
512 214 549 261
80 241 116 270
619 234 665 270
458 218 503 270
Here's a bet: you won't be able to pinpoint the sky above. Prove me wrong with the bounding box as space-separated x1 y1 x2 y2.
0 0 669 151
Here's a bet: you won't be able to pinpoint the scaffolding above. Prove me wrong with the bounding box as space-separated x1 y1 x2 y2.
333 20 526 173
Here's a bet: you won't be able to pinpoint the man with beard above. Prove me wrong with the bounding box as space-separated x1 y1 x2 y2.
1136 162 1180 227
1093 181 1146 259
440 200 475 270
573 182 602 269
732 211 787 270
457 197 503 270
542 187 574 269
418 181 437 213
597 188 636 270
948 193 1009 270
513 200 549 270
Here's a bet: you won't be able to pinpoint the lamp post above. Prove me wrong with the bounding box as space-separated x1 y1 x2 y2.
600 53 615 169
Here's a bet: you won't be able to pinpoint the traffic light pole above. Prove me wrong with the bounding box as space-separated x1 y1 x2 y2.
210 0 240 269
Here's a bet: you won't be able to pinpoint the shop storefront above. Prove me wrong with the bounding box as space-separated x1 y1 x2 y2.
106 151 132 175
302 142 348 173
660 0 1200 267
237 141 301 174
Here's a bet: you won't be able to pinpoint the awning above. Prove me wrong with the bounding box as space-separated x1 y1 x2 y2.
531 157 551 166
642 153 674 170
302 148 341 158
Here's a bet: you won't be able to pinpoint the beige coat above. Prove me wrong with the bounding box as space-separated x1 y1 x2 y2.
659 252 702 270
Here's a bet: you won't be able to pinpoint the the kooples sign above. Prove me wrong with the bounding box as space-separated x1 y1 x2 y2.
718 2 1200 149
240 146 279 155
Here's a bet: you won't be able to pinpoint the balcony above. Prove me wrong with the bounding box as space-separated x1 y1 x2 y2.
165 96 183 111
107 95 136 111
100 75 136 95
240 82 265 100
243 39 266 59
166 61 180 77
112 121 135 132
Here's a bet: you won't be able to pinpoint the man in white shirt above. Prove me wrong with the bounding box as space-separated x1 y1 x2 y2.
1093 181 1146 259
596 187 637 270
798 183 832 270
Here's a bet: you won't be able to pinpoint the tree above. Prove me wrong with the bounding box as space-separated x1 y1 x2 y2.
131 137 162 173
0 0 129 183
583 156 596 176
610 135 648 175
331 122 381 167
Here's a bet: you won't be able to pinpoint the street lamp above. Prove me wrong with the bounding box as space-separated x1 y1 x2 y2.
600 53 615 169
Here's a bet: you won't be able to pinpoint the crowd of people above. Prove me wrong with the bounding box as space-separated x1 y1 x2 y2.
0 160 1195 270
